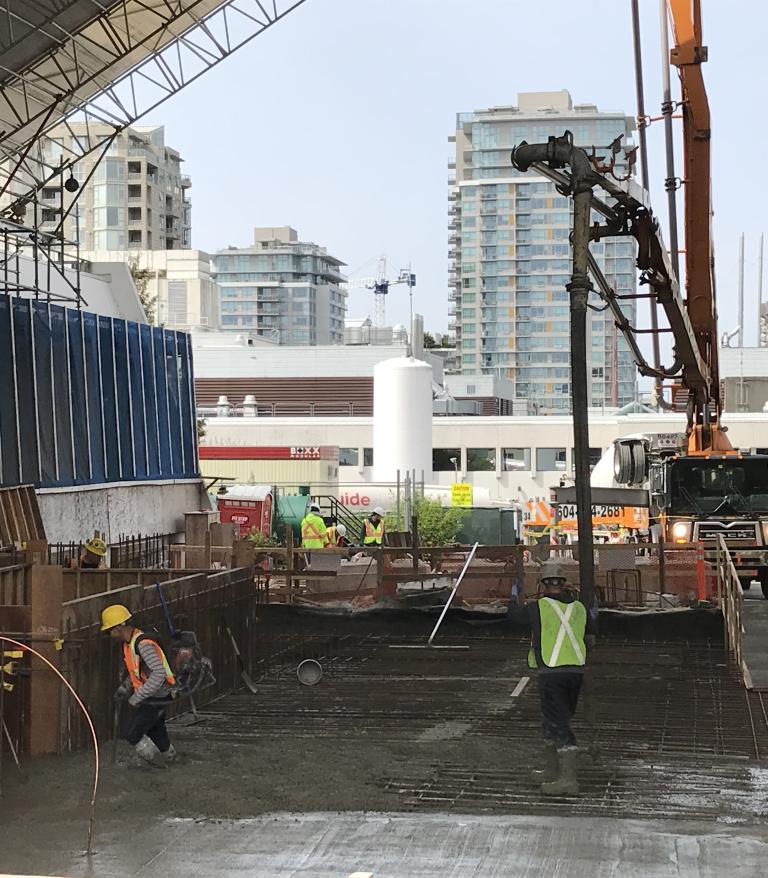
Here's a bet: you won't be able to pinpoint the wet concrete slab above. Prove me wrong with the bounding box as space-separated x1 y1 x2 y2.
4 812 768 878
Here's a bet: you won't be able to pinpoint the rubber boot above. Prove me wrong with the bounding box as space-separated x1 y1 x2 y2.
541 746 579 796
529 742 557 783
134 735 166 769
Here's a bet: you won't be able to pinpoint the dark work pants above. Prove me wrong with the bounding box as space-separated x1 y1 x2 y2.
538 672 583 748
123 702 171 752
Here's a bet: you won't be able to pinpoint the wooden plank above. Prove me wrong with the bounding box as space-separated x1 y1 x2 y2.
29 566 63 756
0 492 12 544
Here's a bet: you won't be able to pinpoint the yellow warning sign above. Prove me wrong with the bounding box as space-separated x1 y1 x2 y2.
451 483 473 507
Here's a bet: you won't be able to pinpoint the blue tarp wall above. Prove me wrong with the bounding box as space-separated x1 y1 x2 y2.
0 297 198 488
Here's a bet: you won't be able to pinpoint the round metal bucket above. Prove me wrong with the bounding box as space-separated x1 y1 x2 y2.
296 659 323 686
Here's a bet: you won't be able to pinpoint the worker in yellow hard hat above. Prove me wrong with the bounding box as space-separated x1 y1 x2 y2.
101 604 177 768
70 535 107 569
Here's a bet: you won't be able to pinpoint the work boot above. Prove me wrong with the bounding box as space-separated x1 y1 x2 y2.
541 746 579 796
134 735 166 769
163 744 178 764
529 742 557 783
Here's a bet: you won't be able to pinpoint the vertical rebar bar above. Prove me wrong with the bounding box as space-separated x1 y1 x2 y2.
738 233 745 348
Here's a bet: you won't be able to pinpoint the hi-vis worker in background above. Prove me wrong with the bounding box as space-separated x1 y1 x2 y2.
101 604 178 768
301 502 328 548
361 506 386 546
508 560 595 795
326 522 348 547
70 534 107 569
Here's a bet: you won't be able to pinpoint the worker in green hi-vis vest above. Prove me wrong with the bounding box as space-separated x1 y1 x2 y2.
516 560 597 796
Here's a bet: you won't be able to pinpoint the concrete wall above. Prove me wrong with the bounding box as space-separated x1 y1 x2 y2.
37 479 204 543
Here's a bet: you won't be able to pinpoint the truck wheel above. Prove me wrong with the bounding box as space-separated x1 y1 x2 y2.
739 578 752 591
760 571 768 600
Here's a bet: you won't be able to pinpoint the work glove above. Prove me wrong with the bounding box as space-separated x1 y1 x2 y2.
128 692 142 707
585 634 596 649
113 682 131 703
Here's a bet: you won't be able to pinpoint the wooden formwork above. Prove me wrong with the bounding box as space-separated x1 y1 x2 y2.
0 485 45 546
59 564 260 752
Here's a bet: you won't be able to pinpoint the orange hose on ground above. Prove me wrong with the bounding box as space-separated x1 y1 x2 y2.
0 635 100 855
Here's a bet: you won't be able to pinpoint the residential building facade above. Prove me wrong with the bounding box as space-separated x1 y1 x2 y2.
214 227 347 344
81 249 220 331
37 123 191 251
449 90 638 412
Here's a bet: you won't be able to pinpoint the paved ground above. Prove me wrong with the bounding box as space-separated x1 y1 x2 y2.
4 812 768 877
4 611 768 875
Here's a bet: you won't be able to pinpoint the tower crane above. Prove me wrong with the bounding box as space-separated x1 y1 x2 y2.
341 255 416 327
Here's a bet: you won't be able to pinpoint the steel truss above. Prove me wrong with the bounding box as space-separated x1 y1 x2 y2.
0 0 307 212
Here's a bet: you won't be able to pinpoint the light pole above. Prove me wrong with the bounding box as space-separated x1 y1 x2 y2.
450 456 459 483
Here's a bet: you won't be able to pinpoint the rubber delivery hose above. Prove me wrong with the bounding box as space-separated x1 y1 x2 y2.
0 636 100 856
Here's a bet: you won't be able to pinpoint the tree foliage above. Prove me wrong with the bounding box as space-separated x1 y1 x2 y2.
387 495 467 546
423 331 436 349
128 256 157 324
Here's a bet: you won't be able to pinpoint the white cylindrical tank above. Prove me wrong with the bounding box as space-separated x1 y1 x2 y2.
373 356 433 483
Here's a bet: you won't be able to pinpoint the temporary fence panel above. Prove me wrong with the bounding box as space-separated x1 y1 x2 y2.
0 298 198 489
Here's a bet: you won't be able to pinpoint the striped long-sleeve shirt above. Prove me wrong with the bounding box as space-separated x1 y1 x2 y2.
129 639 173 705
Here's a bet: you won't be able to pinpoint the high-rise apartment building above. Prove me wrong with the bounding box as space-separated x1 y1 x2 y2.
37 123 191 251
449 90 637 412
214 227 347 344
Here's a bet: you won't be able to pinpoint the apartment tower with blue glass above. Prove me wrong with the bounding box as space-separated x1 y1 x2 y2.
449 90 637 413
215 227 346 344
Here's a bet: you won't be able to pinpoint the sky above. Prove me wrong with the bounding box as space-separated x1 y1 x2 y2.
150 0 765 342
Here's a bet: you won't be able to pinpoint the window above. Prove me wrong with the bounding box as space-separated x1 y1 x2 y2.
502 448 531 471
339 447 359 466
467 448 495 471
571 447 604 470
168 280 188 325
363 448 374 467
433 448 460 472
537 447 566 471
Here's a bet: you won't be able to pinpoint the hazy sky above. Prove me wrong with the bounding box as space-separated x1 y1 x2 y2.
152 0 764 341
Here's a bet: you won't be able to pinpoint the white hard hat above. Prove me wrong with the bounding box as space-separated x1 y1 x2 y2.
309 502 320 512
336 524 347 537
373 506 385 517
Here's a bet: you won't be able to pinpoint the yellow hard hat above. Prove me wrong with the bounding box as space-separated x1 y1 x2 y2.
100 604 132 631
84 537 107 557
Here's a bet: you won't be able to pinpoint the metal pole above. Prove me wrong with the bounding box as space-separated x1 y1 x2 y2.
631 0 662 399
738 233 744 348
758 233 764 347
660 0 681 284
569 186 596 609
396 469 401 531
427 542 479 646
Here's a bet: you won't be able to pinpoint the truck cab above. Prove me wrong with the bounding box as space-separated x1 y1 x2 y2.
658 454 768 595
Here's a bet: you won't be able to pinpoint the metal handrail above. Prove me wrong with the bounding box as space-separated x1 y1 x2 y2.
716 533 745 680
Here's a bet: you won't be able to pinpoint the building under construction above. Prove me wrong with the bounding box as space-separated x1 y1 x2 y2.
2 1 768 876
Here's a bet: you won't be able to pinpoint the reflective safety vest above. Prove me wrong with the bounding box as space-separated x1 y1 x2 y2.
123 629 176 692
527 597 587 670
363 518 384 545
301 513 327 549
326 526 343 547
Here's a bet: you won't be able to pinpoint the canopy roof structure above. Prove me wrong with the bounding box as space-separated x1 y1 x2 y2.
0 0 305 209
